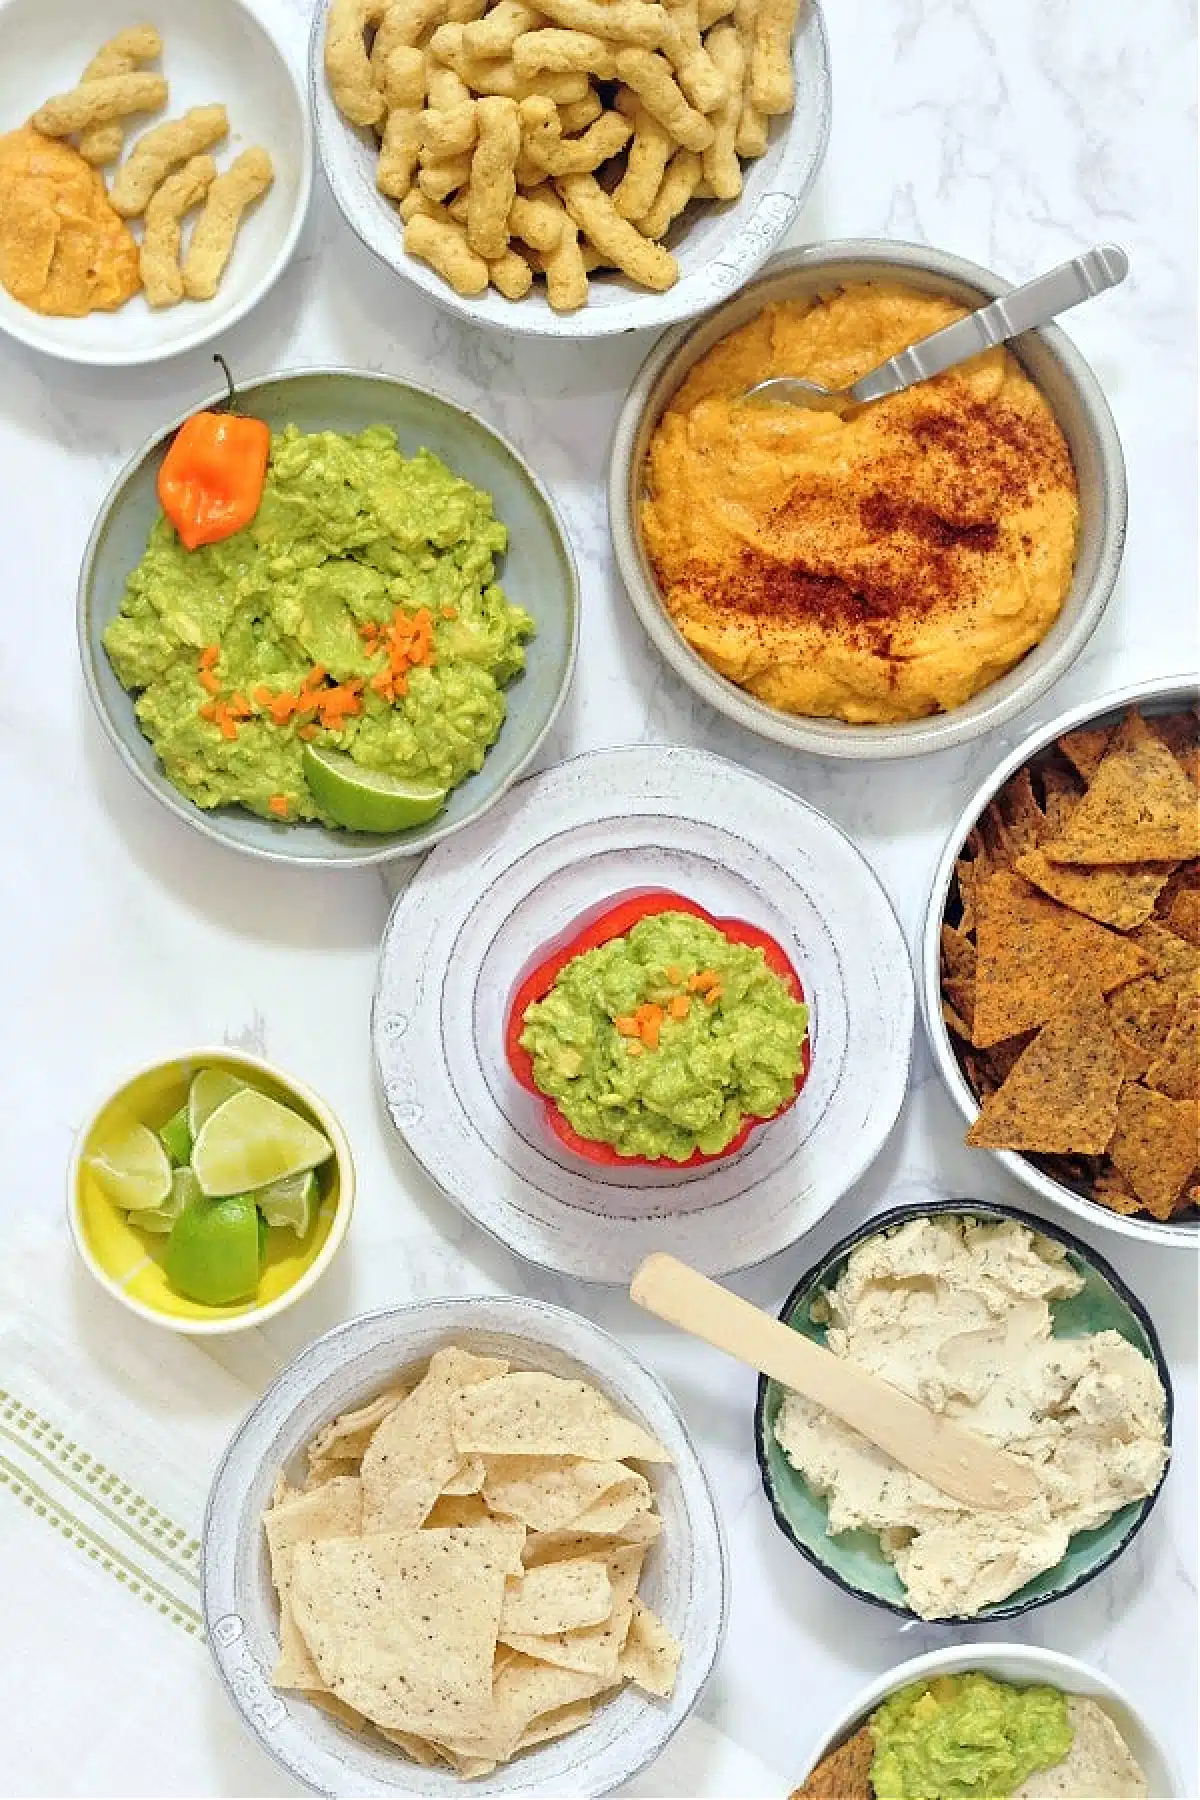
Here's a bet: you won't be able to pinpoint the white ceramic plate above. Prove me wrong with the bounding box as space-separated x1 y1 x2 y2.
310 0 831 339
202 1296 727 1798
0 0 311 365
372 746 914 1281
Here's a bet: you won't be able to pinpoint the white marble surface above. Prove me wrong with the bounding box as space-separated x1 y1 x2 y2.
1 0 1196 1792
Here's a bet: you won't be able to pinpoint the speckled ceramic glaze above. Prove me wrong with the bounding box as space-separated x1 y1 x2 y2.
78 369 578 866
202 1296 727 1798
755 1200 1173 1622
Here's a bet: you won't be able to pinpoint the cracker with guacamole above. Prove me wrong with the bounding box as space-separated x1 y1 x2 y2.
940 705 1200 1223
263 1351 681 1778
104 424 535 831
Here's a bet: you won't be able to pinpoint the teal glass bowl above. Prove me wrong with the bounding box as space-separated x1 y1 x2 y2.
754 1199 1173 1621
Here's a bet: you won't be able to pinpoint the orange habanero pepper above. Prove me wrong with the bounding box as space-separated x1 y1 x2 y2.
157 356 270 552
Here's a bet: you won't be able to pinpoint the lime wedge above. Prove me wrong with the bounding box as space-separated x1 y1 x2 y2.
86 1121 172 1212
191 1088 333 1197
303 744 447 833
165 1193 262 1305
256 1168 318 1237
158 1106 193 1167
187 1067 248 1139
136 1167 199 1235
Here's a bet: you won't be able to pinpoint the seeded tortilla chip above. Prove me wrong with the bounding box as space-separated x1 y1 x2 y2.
1012 849 1175 931
1150 709 1200 783
1042 712 1200 864
965 988 1124 1153
1166 889 1200 947
500 1544 645 1678
501 1559 613 1636
1040 760 1087 834
1108 975 1181 1051
1132 919 1200 982
305 1688 374 1733
995 766 1047 854
360 1347 509 1533
450 1373 671 1463
971 871 1150 1047
943 997 973 1041
290 1528 515 1739
1057 724 1113 781
792 1724 875 1800
1145 1002 1200 1101
306 1387 408 1471
1113 1028 1153 1080
425 1493 492 1529
618 1596 681 1698
442 1457 486 1497
567 1476 655 1535
1107 1083 1200 1218
1092 1165 1145 1217
377 1725 448 1766
516 1697 596 1750
954 857 977 933
941 924 976 981
481 1455 635 1532
522 1519 661 1567
436 1654 609 1765
264 1477 365 1692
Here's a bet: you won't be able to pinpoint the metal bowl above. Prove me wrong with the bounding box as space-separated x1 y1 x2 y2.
922 674 1199 1247
795 1644 1179 1799
202 1295 727 1797
310 0 831 340
754 1199 1172 1623
79 369 578 867
608 239 1127 759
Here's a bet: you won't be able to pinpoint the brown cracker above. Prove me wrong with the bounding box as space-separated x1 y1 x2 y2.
792 1724 875 1800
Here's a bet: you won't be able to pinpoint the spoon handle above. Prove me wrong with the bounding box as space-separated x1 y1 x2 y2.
850 243 1129 404
629 1253 1042 1512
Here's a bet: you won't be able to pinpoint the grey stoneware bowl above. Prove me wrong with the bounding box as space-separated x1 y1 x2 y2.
922 673 1200 1248
754 1199 1172 1623
79 369 579 867
609 239 1127 759
202 1295 727 1798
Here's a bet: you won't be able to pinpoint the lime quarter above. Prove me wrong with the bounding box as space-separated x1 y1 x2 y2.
256 1169 318 1237
187 1067 248 1139
136 1167 199 1235
158 1106 193 1167
191 1088 334 1197
86 1121 172 1212
164 1194 262 1306
303 744 447 833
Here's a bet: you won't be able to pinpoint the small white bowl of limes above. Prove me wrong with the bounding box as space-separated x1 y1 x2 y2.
68 1048 354 1335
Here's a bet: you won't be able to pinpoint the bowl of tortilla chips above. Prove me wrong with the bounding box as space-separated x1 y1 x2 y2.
201 1295 726 1795
922 674 1199 1246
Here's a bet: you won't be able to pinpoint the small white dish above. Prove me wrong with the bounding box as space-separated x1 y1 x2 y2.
372 745 914 1282
310 0 831 339
921 672 1200 1249
796 1643 1178 1799
0 0 311 366
202 1295 727 1797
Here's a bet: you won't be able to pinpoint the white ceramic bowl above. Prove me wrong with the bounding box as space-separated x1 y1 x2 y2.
922 673 1199 1249
202 1296 727 1797
68 1046 355 1336
0 0 311 366
609 239 1127 759
795 1644 1178 1798
310 0 831 338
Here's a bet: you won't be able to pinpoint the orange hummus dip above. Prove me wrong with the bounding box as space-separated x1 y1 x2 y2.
0 126 140 316
641 284 1081 724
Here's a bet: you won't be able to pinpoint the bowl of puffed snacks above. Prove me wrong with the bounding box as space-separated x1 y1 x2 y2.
203 1294 726 1793
310 0 830 333
0 0 311 364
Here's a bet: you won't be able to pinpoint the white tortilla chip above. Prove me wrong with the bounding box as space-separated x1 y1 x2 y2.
1017 1696 1148 1797
264 1477 364 1693
618 1596 681 1699
442 1456 487 1497
377 1725 450 1767
500 1544 645 1679
306 1387 408 1469
434 1653 610 1765
425 1493 492 1529
481 1455 639 1532
516 1697 597 1750
501 1559 613 1636
305 1688 372 1732
290 1528 514 1740
360 1347 508 1533
567 1475 654 1535
522 1515 660 1566
450 1373 671 1463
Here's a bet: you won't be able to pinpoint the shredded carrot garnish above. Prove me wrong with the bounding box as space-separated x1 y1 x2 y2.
228 692 252 718
614 1015 641 1038
268 795 289 818
688 969 720 993
199 668 222 695
198 645 220 670
303 664 328 691
253 685 274 706
666 964 684 985
298 724 319 741
669 994 690 1020
269 692 299 725
705 985 723 1005
441 605 458 620
216 708 238 741
198 702 218 721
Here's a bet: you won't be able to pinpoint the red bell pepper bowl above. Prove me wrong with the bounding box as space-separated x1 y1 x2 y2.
504 889 812 1169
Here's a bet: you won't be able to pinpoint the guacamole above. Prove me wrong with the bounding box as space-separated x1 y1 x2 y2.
518 910 809 1160
103 425 534 825
870 1675 1074 1800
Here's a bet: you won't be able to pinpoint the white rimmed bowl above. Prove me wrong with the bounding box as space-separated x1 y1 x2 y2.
202 1296 727 1797
795 1644 1178 1799
921 673 1200 1248
0 0 311 366
609 239 1127 759
310 0 831 338
78 368 579 867
67 1046 355 1336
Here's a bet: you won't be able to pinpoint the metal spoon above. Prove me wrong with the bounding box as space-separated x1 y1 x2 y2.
744 243 1129 411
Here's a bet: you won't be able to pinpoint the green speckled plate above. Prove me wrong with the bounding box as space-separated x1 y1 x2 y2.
754 1199 1173 1621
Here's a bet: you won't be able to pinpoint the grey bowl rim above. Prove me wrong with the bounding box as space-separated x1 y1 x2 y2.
307 0 832 341
752 1195 1173 1623
920 671 1200 1246
200 1292 729 1798
77 366 581 869
607 237 1129 760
